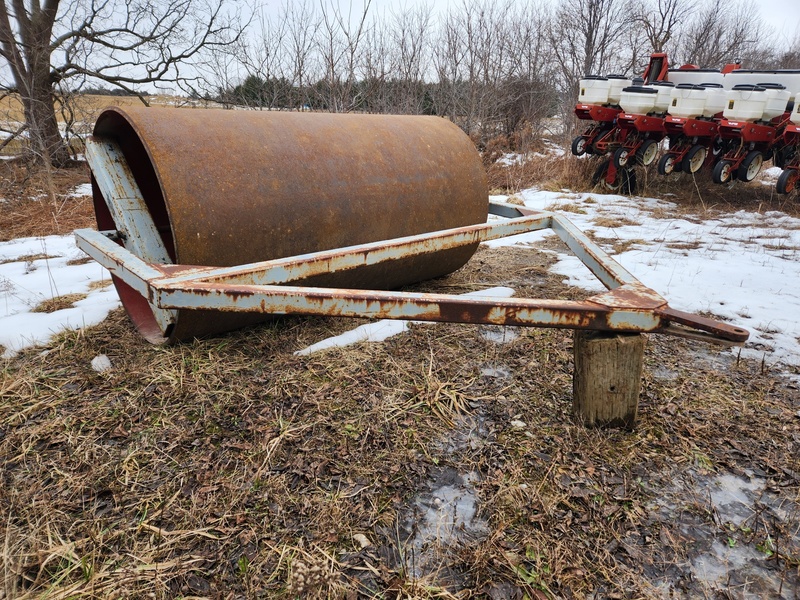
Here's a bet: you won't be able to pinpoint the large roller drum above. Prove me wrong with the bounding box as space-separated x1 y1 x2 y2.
91 107 488 343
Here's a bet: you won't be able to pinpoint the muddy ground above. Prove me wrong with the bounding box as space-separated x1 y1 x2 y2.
0 160 799 599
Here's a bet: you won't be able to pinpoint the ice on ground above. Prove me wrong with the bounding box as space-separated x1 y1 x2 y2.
479 325 520 344
649 470 797 598
399 415 492 580
0 235 120 358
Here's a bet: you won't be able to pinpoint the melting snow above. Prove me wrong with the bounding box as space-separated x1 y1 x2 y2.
486 189 800 368
0 235 120 358
1 187 799 371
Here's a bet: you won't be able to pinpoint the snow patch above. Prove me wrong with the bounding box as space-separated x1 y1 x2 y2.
0 235 120 358
489 189 800 367
294 287 516 356
68 183 93 197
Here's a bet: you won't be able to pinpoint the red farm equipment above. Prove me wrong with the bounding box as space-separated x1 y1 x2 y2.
572 55 800 189
572 54 670 193
611 81 674 170
775 99 800 194
711 83 792 184
572 75 628 158
658 82 727 175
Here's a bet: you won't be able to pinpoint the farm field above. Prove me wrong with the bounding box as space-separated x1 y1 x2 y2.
0 144 799 598
0 94 223 158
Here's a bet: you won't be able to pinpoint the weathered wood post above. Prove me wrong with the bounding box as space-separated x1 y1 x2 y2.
572 331 646 429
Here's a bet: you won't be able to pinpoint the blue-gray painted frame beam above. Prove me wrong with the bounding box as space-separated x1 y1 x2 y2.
84 137 176 331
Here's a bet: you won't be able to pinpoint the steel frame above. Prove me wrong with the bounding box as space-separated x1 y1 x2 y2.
74 138 749 345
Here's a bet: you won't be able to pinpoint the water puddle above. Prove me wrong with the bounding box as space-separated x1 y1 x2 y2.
688 344 737 371
705 473 765 525
397 414 492 583
400 467 489 578
646 470 799 597
479 325 520 344
650 365 679 381
480 365 512 378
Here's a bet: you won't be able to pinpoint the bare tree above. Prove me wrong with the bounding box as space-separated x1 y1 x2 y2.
773 30 800 69
386 3 433 114
674 0 763 67
549 0 633 93
283 0 319 110
500 2 557 137
0 0 244 167
635 0 696 53
314 0 373 112
431 5 467 123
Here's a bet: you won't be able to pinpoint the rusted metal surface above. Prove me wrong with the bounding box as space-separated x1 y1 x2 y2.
85 138 176 337
77 110 749 346
550 215 639 290
655 306 749 342
160 213 553 287
90 107 488 342
154 282 661 332
74 216 749 344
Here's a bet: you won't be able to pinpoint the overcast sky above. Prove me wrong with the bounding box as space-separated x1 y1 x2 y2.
755 0 800 40
261 0 800 49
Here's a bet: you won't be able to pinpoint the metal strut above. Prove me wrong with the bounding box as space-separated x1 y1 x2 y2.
75 138 749 345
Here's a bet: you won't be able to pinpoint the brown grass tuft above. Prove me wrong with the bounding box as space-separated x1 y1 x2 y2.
31 293 88 313
0 161 94 241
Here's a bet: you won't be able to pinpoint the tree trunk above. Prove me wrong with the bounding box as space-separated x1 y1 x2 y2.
0 1 71 168
21 78 71 168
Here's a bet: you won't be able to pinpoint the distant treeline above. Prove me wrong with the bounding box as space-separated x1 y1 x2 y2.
217 75 558 146
207 0 799 149
80 86 151 97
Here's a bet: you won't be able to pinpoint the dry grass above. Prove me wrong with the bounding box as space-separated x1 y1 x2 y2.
0 93 222 158
0 94 134 124
1 241 798 598
591 216 640 229
486 152 598 194
0 160 94 241
486 143 800 221
1 140 799 598
31 293 88 313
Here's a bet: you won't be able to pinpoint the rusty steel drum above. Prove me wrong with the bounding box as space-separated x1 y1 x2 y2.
91 107 488 343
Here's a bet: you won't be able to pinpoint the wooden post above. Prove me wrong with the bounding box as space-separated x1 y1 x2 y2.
572 331 645 429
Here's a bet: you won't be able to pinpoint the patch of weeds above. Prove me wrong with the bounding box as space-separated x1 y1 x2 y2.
691 450 713 470
31 292 88 312
756 536 775 558
87 279 112 291
66 256 94 266
592 216 639 228
544 202 587 214
237 555 250 578
666 241 703 250
0 252 57 266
